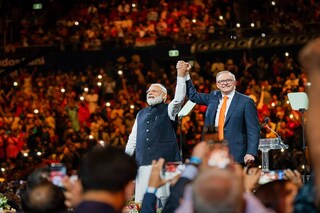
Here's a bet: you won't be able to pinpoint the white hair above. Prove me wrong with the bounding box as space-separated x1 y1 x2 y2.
150 83 167 94
216 70 236 81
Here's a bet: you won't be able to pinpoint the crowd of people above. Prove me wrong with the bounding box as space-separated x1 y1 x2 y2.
2 0 320 50
0 50 308 176
0 1 318 211
0 45 315 213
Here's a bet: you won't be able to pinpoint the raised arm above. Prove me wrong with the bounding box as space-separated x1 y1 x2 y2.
167 61 189 120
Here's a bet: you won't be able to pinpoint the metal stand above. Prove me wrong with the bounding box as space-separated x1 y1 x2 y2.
287 92 309 183
300 108 308 183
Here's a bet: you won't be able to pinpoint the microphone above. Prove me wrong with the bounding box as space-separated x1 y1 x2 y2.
260 117 270 127
262 118 282 143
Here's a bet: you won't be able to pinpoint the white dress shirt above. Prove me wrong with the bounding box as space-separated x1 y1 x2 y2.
214 90 235 128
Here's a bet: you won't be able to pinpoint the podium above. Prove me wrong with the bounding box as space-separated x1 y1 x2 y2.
259 138 288 172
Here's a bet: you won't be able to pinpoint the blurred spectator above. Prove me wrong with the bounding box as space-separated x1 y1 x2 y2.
74 146 137 213
21 181 67 213
255 180 298 213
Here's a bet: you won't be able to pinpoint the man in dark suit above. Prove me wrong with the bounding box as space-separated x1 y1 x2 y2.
177 62 259 165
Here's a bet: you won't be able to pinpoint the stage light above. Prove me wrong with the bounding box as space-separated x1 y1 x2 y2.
74 21 79 26
236 23 241 28
84 87 89 92
13 82 18 86
37 151 42 156
285 52 289 57
34 109 39 114
80 96 84 101
250 23 255 28
130 105 135 109
219 16 224 20
61 88 65 93
261 33 266 37
97 82 102 87
106 102 111 107
192 19 196 23
271 1 276 6
89 135 94 140
98 74 102 79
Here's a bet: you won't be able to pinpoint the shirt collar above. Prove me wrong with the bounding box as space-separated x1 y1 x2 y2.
222 90 235 100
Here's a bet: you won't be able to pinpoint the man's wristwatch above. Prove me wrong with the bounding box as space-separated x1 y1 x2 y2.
146 186 157 194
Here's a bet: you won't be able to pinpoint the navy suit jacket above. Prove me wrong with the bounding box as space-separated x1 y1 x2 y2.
186 79 260 163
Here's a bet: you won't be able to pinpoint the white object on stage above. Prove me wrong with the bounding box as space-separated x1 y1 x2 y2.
287 92 309 183
178 100 196 118
287 92 309 111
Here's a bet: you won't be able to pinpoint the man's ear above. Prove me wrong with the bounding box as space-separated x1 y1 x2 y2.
216 83 220 90
162 93 167 102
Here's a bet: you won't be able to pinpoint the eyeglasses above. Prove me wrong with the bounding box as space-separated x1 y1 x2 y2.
217 79 234 84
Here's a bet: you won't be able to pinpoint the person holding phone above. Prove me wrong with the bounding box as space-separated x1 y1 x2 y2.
177 62 260 165
125 61 188 203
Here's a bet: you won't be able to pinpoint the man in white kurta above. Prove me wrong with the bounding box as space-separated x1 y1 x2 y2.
125 61 188 204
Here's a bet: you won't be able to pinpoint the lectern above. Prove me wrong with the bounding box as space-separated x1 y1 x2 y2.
259 138 288 172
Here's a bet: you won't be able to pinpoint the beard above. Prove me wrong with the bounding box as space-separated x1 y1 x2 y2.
147 95 163 106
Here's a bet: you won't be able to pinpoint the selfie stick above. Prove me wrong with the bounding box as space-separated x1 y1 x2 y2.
288 92 309 183
178 100 196 159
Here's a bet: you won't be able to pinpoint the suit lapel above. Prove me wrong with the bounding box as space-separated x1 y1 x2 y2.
206 91 221 126
225 92 240 125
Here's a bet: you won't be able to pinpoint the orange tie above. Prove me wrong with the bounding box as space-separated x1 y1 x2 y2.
218 96 228 141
